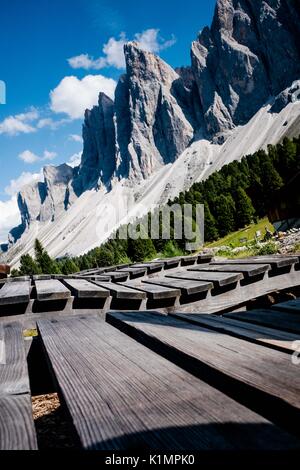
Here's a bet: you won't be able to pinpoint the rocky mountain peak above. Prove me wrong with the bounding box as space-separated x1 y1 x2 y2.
4 0 300 259
191 0 300 139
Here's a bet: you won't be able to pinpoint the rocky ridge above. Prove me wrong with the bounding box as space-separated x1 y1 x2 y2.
3 0 300 259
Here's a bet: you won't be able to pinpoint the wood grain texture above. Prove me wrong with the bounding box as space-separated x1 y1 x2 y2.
171 312 300 354
197 264 271 277
93 281 146 299
0 395 37 450
119 280 180 299
35 280 71 301
0 322 31 395
117 267 148 277
38 316 300 451
0 281 30 305
144 277 213 295
167 270 242 287
108 312 300 422
211 257 298 269
225 309 300 334
0 322 37 450
103 272 129 282
63 279 110 298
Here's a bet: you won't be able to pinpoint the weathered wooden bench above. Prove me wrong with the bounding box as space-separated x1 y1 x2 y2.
37 315 300 451
107 310 300 436
0 256 299 321
0 322 37 449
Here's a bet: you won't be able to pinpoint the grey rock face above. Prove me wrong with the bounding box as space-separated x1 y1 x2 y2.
114 42 195 180
78 93 116 189
191 0 300 137
17 164 75 231
7 0 300 247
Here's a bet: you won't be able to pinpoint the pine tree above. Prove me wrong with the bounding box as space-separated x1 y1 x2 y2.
214 194 235 237
204 202 219 242
61 258 80 275
259 155 284 202
19 254 41 276
96 247 115 267
34 239 60 274
234 187 255 228
127 238 156 262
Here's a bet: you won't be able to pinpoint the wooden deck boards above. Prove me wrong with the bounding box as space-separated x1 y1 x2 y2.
0 395 37 450
35 280 71 301
171 312 299 354
93 281 146 299
143 277 213 295
211 256 298 269
120 280 180 299
38 316 300 451
107 311 300 432
197 264 271 277
63 279 110 298
0 281 30 305
166 270 242 287
0 321 37 450
225 309 300 334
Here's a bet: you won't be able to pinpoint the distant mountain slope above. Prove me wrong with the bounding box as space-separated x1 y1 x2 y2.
2 0 300 266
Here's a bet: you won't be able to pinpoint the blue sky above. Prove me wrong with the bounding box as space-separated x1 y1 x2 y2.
0 0 216 241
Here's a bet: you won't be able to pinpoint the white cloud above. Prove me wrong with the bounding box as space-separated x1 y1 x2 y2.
135 29 176 53
0 197 20 243
67 152 82 168
37 117 70 130
0 169 43 243
68 29 176 71
0 108 39 136
50 75 117 119
69 134 83 143
5 170 43 196
19 149 57 164
68 54 106 70
102 32 127 69
43 150 57 161
19 150 40 164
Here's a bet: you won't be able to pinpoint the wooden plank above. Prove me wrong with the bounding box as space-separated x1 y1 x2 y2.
180 255 199 265
32 275 52 281
197 253 213 263
0 322 30 395
211 256 298 269
166 270 242 287
35 279 71 301
171 312 300 354
0 395 37 450
93 281 146 299
225 309 300 334
103 271 129 281
154 258 181 268
63 279 110 298
132 262 164 273
2 276 31 283
0 281 30 305
38 316 300 451
117 267 148 276
143 277 213 295
272 299 300 315
120 280 180 300
108 312 300 428
198 264 271 277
